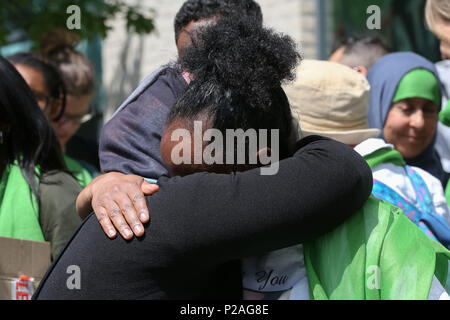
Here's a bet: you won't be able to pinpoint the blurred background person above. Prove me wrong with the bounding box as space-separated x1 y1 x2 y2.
8 52 90 188
367 52 448 189
0 56 82 260
40 30 99 182
426 0 450 61
329 35 391 76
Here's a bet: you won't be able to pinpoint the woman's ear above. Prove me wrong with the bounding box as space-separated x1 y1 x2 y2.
353 66 368 78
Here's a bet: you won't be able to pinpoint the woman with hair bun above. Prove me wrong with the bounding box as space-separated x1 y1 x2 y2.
40 30 97 185
8 52 89 189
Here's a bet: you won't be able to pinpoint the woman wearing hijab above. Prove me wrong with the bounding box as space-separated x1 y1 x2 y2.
368 52 447 184
367 52 450 248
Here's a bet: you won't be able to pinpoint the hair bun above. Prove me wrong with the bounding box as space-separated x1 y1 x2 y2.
40 29 81 56
179 17 301 111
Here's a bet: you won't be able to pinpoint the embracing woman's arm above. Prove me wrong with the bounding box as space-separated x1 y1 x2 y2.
146 135 373 265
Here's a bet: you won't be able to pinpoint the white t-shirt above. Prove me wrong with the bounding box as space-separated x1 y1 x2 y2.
241 244 309 300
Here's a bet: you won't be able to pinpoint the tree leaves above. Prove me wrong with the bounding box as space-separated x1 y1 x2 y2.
0 0 156 46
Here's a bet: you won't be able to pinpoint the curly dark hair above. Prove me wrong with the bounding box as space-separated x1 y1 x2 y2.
168 18 301 164
174 0 263 44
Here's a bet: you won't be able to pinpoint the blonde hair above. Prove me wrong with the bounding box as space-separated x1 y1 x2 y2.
425 0 450 40
40 29 95 97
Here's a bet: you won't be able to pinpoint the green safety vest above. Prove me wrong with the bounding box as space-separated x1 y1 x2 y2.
0 164 45 242
64 156 92 188
304 196 449 299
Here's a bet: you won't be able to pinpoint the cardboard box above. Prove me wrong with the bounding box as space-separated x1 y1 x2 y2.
0 237 51 300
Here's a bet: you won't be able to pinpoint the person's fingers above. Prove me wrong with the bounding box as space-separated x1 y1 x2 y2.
141 181 159 195
105 199 134 240
131 190 150 224
117 193 145 237
94 205 117 239
87 172 152 238
137 181 159 224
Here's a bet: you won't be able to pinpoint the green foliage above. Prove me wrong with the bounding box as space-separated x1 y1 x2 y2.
0 0 156 46
332 0 440 62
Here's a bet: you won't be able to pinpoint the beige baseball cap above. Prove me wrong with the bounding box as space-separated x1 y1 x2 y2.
284 59 380 145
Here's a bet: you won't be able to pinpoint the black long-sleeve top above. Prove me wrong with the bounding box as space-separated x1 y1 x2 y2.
33 136 373 300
